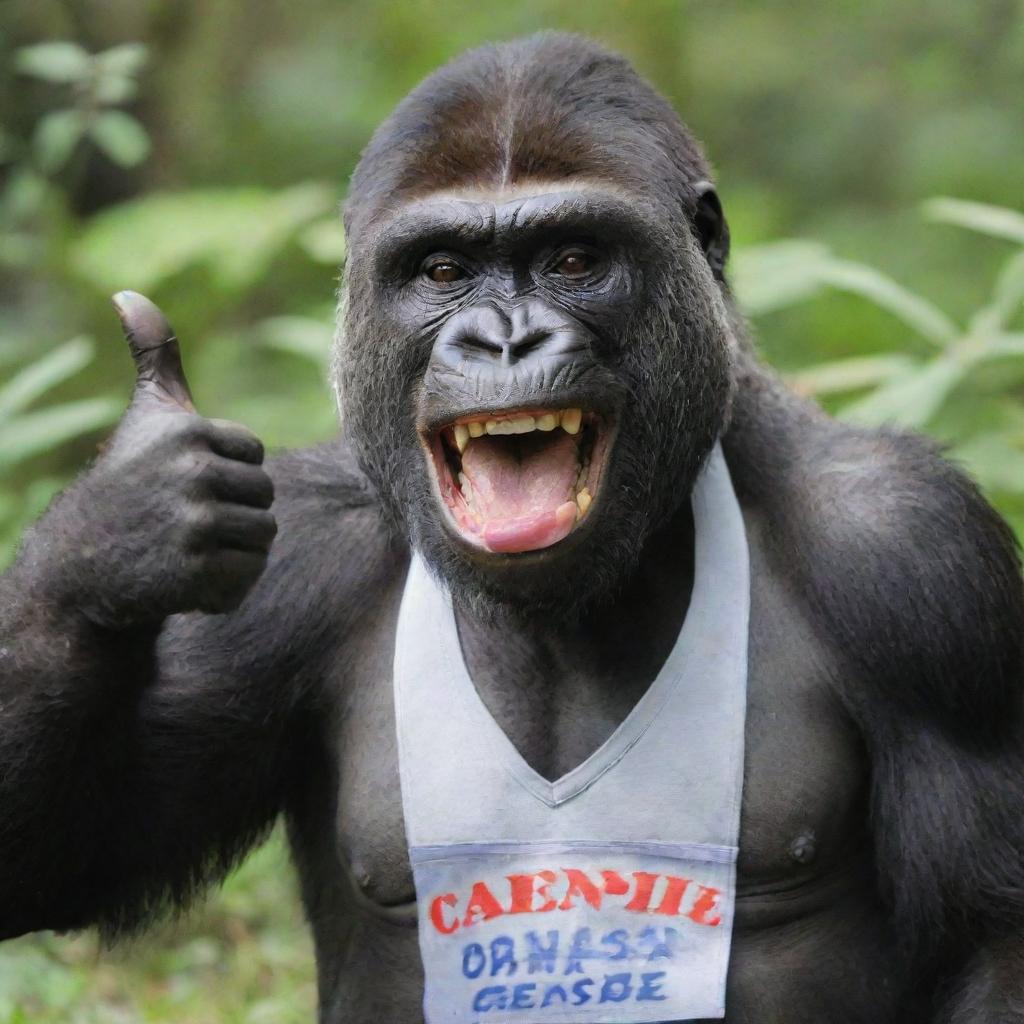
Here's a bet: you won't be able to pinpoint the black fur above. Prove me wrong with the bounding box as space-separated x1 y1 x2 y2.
727 353 1024 977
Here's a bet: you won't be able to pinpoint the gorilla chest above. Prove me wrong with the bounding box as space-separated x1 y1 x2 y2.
330 568 867 913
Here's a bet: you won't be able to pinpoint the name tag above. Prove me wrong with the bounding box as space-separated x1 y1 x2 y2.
411 842 736 1023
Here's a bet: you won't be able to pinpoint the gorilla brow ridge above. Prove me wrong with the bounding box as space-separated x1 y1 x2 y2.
370 190 663 282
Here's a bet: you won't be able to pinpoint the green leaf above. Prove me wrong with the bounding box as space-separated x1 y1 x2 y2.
785 353 916 397
987 250 1024 329
952 433 1024 495
93 42 148 79
816 258 958 346
976 333 1024 360
33 109 85 172
0 399 121 470
259 316 332 366
71 184 336 293
0 337 95 422
840 357 965 428
298 217 347 264
3 166 49 219
89 110 150 167
923 197 1024 246
15 42 91 84
731 239 830 315
734 244 959 347
93 74 138 105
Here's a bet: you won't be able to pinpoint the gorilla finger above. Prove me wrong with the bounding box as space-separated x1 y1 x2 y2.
210 505 278 552
113 290 196 413
203 458 275 509
205 418 265 465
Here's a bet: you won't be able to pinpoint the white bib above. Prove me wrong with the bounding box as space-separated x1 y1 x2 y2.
393 443 750 1023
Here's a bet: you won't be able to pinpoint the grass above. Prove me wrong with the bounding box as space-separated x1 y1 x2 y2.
0 829 316 1023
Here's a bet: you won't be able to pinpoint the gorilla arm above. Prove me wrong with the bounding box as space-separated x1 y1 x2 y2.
0 565 298 940
0 293 371 942
869 687 1024 1022
788 427 1024 1018
0 439 379 942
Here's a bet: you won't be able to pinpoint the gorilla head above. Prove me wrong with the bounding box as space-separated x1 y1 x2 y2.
334 33 737 616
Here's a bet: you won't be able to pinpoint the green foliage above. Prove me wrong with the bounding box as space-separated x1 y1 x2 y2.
89 110 150 168
924 198 1024 246
16 41 151 171
71 185 335 294
734 243 959 346
14 42 93 85
735 199 1024 535
0 340 121 560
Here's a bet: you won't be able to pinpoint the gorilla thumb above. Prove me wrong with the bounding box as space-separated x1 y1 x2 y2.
112 290 196 412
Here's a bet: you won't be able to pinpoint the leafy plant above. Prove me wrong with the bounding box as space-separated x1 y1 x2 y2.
15 41 150 172
0 339 120 564
70 184 336 294
733 198 1024 535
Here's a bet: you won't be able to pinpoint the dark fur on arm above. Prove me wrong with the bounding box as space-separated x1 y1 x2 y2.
803 434 1024 967
729 361 1024 1013
937 941 1024 1023
0 440 380 941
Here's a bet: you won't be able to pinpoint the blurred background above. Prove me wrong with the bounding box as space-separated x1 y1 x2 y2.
1 0 1022 1020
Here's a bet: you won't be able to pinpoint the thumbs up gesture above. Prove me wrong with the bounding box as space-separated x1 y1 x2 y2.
69 292 277 625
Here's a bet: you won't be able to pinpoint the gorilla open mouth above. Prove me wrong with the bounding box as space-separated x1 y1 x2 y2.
426 409 612 554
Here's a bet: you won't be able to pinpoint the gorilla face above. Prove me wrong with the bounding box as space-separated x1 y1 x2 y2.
337 182 735 616
333 35 737 616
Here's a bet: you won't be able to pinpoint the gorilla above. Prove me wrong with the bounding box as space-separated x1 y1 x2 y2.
1 32 1023 1024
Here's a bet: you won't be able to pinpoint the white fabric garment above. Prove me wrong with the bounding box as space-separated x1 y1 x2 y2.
393 443 750 1023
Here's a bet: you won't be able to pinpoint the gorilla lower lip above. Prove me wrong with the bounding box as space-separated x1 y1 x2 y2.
428 409 609 554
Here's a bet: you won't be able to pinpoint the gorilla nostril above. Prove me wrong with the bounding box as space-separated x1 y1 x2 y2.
455 331 552 363
461 335 505 356
510 331 550 359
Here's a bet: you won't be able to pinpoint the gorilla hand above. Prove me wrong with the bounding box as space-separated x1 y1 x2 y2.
44 291 277 627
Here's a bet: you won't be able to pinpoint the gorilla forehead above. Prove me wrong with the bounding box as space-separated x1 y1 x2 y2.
344 32 712 242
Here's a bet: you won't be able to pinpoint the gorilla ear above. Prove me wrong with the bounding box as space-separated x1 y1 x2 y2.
692 181 730 280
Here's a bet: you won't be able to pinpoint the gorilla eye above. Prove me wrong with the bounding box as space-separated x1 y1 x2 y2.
423 258 465 284
550 249 598 279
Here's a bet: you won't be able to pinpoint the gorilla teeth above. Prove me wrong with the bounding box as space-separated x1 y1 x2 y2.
485 417 533 436
449 408 584 449
561 409 582 435
576 488 592 518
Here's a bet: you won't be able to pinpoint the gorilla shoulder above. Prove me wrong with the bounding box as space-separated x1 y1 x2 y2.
265 436 399 582
266 438 380 532
750 410 1023 732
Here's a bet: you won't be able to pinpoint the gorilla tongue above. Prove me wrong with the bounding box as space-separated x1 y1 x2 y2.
460 431 581 553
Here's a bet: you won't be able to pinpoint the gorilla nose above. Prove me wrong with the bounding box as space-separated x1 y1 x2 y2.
435 300 588 369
